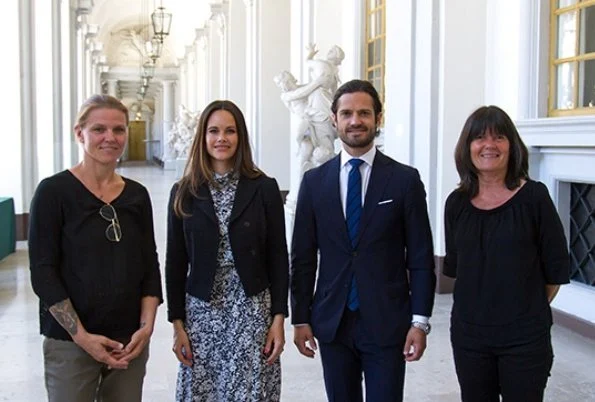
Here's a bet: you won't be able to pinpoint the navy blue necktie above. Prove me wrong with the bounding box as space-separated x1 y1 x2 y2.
346 158 364 311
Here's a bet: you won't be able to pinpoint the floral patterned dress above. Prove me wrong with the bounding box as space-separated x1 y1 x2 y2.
175 172 281 402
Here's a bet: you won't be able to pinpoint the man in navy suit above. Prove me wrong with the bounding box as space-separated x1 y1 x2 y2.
291 79 436 401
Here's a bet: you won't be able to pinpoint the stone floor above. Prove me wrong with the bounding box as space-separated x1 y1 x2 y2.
1 162 594 401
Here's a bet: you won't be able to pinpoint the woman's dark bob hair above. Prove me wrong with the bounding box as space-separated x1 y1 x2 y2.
454 105 529 197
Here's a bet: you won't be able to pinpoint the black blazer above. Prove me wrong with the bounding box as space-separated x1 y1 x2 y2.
165 174 289 322
291 152 436 347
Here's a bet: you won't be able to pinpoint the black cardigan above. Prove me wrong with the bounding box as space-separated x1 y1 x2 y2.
165 174 289 322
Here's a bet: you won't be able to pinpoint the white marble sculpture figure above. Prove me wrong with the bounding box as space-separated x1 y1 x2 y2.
274 44 345 178
165 104 199 160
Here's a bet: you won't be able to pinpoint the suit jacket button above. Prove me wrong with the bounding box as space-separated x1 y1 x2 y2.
352 251 357 257
250 249 257 256
244 221 251 227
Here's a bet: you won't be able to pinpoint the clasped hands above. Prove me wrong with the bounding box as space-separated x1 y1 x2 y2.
73 326 152 370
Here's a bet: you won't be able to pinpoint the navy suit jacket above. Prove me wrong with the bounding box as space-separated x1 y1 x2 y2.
290 151 436 347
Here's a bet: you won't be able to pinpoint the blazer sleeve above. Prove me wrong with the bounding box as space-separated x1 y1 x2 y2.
165 183 190 322
262 177 289 317
403 169 436 317
290 171 319 324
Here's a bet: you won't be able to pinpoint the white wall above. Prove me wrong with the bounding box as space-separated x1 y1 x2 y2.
484 0 521 117
485 0 595 323
433 0 488 254
254 0 291 190
35 0 55 182
313 0 343 61
0 0 23 212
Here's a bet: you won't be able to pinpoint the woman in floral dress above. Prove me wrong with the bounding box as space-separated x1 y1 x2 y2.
165 100 288 401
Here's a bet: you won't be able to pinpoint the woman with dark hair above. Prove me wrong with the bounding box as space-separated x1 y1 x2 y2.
29 94 162 402
166 100 288 401
444 105 569 401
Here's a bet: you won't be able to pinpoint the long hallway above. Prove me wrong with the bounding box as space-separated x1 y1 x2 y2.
1 163 594 401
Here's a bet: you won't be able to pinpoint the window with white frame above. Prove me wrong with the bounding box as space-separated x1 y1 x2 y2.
365 0 385 105
550 0 595 116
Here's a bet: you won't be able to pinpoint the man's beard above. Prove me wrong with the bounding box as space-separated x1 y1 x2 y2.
339 125 376 149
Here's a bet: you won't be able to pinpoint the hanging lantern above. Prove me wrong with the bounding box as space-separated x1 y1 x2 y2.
145 37 162 62
151 5 172 42
141 61 155 79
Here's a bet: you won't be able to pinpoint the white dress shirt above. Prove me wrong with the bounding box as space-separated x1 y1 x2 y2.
339 146 376 216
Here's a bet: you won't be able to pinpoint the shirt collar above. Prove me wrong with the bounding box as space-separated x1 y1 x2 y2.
340 145 376 168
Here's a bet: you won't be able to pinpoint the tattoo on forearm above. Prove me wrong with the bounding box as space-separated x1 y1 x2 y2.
140 321 146 329
49 299 79 336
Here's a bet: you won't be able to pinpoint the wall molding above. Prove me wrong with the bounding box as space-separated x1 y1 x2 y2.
517 116 595 147
553 308 595 341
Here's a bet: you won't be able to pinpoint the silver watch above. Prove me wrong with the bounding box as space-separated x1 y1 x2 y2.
411 321 431 335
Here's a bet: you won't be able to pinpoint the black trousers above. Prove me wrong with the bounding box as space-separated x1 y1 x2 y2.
451 319 553 402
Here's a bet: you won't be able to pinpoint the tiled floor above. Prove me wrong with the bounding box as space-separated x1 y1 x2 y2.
1 162 594 401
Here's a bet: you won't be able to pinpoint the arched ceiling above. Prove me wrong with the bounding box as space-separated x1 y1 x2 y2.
86 0 212 101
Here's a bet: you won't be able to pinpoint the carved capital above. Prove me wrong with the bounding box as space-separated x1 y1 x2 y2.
210 3 228 36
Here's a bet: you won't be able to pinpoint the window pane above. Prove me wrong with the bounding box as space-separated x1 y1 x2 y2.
377 74 384 98
375 10 382 38
368 0 377 11
556 62 575 109
369 12 376 37
368 42 374 67
367 70 374 81
375 39 383 65
558 11 577 58
558 0 577 8
578 59 595 107
581 5 595 54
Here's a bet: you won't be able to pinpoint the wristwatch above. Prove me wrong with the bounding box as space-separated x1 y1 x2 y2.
411 321 431 335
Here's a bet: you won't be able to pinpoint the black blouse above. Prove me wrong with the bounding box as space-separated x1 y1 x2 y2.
443 180 569 327
29 170 163 342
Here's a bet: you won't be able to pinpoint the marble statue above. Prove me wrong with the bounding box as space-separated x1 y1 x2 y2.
274 44 345 179
164 104 199 160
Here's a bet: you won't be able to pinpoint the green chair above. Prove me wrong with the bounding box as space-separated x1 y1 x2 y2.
0 197 16 261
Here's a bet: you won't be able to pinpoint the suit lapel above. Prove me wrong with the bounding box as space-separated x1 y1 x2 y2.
322 156 351 249
195 183 217 224
230 176 259 224
356 151 392 245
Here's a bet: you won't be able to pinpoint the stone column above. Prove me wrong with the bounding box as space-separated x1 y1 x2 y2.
106 79 119 97
243 0 290 187
52 0 63 171
185 45 196 111
75 17 86 113
284 0 315 240
161 81 178 170
19 0 38 211
227 0 246 111
84 24 98 99
195 28 207 110
178 57 187 108
209 2 228 99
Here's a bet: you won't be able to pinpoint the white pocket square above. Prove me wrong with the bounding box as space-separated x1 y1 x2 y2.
378 199 393 205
